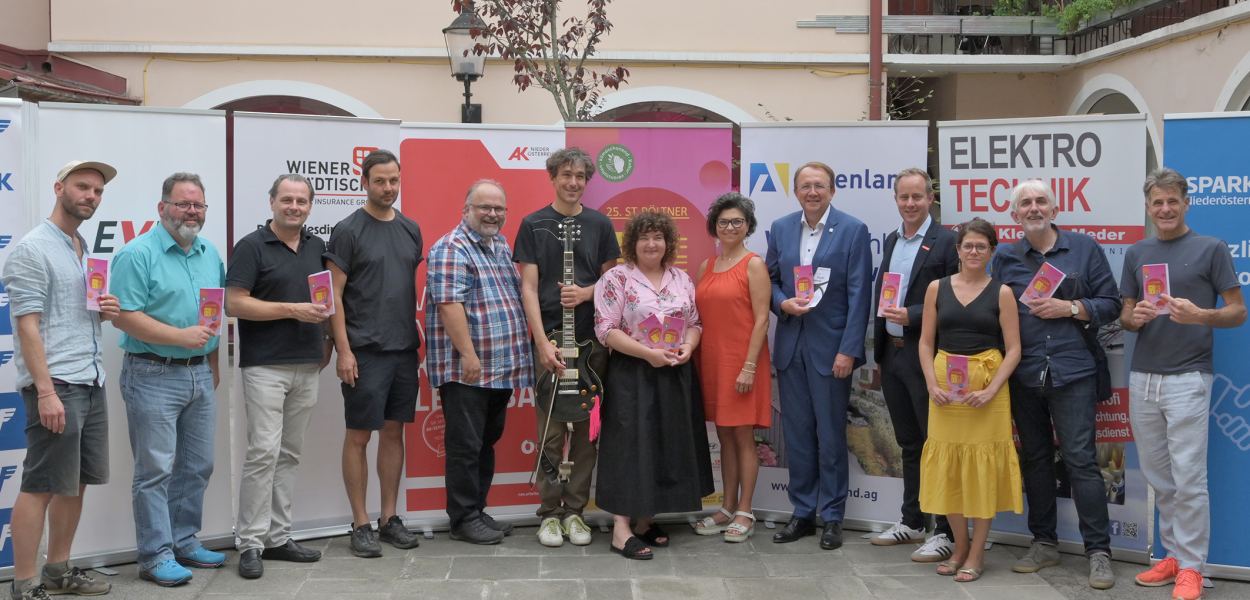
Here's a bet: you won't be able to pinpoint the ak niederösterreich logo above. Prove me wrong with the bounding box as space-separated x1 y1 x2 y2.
597 144 634 182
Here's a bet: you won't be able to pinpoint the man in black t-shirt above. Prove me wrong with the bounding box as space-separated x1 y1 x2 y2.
324 150 424 558
227 174 330 578
513 147 620 548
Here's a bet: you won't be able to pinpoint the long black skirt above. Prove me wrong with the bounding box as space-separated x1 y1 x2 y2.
595 352 715 517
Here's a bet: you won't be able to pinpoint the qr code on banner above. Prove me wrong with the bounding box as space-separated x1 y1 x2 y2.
1110 520 1139 539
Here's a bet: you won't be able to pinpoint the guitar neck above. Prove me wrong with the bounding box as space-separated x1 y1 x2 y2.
562 248 576 348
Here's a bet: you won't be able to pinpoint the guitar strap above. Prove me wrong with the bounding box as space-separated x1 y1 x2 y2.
531 372 565 486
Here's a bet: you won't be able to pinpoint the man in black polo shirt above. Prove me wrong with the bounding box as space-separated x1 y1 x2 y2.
227 174 331 578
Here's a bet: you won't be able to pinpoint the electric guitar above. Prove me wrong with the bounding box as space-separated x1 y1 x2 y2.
534 217 606 409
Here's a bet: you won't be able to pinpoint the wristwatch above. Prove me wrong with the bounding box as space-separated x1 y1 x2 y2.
1069 300 1080 317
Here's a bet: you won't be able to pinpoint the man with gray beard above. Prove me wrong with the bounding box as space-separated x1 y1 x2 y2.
111 172 227 587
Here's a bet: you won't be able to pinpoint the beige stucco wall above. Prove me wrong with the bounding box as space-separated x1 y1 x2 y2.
0 0 50 50
48 0 869 55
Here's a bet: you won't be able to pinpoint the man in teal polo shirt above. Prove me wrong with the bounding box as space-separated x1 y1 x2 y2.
111 172 227 587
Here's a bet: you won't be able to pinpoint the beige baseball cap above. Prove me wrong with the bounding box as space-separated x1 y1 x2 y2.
56 160 117 184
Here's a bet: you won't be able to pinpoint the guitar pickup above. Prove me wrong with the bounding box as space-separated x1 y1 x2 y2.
559 369 579 380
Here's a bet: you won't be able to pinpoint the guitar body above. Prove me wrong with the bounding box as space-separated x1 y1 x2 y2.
533 331 607 421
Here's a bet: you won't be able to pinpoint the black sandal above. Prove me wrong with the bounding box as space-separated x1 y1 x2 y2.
610 536 653 560
635 524 670 547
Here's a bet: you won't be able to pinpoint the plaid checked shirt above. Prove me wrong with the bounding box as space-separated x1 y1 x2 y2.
424 220 534 390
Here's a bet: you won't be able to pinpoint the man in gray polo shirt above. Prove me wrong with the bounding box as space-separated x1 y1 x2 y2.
1120 167 1246 600
227 174 331 579
2 161 119 600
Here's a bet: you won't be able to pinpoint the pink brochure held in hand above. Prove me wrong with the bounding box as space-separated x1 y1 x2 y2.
794 265 814 302
946 354 969 401
638 314 664 348
198 288 225 335
85 258 108 311
1020 262 1066 303
661 316 686 350
878 272 902 317
1142 263 1171 315
307 269 336 315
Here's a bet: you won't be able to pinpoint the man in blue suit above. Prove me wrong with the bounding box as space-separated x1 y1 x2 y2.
765 161 872 550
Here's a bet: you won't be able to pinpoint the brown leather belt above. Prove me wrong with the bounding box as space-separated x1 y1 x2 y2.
128 352 206 366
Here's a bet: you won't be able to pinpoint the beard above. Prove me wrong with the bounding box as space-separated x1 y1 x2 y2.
163 215 202 245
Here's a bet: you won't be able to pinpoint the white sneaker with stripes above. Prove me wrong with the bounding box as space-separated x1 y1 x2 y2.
870 522 926 546
911 533 954 563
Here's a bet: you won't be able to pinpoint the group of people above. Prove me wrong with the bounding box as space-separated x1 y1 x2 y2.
2 147 1241 600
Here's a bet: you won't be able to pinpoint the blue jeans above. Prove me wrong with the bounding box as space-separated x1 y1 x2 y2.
120 354 216 569
1009 374 1111 555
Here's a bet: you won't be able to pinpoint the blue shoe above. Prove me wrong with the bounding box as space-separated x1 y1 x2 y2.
140 559 193 587
175 547 226 568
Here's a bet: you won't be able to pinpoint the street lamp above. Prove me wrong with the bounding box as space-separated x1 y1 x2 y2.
443 5 487 124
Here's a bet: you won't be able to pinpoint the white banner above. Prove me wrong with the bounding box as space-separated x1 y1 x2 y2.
739 122 929 525
230 113 401 533
34 104 230 558
939 113 1149 555
0 99 30 569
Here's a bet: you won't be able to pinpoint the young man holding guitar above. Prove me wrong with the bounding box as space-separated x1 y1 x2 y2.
513 147 621 548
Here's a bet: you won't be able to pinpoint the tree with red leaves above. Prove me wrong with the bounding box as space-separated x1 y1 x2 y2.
451 0 630 121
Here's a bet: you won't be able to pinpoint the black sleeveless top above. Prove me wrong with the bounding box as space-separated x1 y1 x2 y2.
935 276 1003 355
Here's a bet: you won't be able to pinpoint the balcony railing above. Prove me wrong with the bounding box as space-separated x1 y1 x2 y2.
799 0 1246 56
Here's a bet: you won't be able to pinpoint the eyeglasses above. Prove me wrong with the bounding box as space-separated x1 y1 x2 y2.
472 204 507 215
959 243 991 253
716 218 747 229
798 183 830 193
164 200 208 212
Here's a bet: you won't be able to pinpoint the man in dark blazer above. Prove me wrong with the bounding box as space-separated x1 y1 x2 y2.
869 168 960 562
765 161 872 550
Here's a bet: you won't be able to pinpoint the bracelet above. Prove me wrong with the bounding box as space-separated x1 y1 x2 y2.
743 361 757 367
37 391 57 399
741 368 756 374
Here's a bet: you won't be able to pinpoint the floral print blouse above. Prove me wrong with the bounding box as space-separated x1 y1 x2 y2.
594 263 702 346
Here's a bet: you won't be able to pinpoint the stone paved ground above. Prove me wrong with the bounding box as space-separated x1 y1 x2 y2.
90 524 1250 599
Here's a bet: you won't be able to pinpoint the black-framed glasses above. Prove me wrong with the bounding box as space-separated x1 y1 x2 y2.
716 218 747 229
163 200 208 211
960 243 991 253
472 204 507 215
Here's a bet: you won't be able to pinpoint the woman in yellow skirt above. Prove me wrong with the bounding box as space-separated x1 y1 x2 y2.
917 218 1023 582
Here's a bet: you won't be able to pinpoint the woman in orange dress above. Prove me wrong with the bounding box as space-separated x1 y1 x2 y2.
693 192 772 543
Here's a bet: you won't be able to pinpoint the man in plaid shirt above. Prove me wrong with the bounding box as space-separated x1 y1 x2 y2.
425 179 534 545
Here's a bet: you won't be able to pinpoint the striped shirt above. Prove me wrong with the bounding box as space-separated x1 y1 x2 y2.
424 221 533 390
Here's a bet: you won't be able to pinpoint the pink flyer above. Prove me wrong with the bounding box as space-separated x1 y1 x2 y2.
878 271 902 317
198 287 225 334
1020 262 1066 303
794 265 814 302
661 316 686 350
1142 263 1171 315
946 354 970 401
85 258 108 311
307 269 336 315
638 314 664 348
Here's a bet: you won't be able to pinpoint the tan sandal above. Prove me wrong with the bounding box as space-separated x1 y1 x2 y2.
936 559 961 576
954 566 983 582
693 507 733 535
723 511 756 543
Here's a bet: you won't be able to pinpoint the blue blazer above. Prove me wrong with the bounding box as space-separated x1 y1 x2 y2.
766 207 873 375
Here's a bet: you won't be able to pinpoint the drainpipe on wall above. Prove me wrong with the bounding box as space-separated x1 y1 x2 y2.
869 0 884 120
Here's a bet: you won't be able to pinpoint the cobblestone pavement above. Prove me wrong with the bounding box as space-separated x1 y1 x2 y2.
88 524 1250 599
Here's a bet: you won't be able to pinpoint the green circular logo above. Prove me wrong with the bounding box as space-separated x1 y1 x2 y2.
597 144 635 182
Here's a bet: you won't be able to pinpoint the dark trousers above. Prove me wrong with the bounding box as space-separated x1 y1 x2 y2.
778 329 850 523
880 339 951 537
441 382 511 528
1009 374 1111 555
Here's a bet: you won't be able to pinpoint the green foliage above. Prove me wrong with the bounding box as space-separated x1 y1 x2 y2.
992 0 1138 32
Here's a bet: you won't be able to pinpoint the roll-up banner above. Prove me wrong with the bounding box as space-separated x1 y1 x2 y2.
738 122 929 525
938 114 1149 556
399 123 565 523
0 99 31 571
1163 111 1250 579
33 104 230 561
231 112 401 532
565 122 733 511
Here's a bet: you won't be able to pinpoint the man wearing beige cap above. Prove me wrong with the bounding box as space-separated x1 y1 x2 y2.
2 161 120 599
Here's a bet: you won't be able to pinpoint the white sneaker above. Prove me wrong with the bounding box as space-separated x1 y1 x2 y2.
562 514 593 546
911 533 954 563
538 517 564 547
870 521 926 546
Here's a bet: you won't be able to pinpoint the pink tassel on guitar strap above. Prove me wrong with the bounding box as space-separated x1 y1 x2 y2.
588 396 602 442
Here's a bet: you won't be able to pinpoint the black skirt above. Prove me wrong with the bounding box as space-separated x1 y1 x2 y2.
595 352 715 517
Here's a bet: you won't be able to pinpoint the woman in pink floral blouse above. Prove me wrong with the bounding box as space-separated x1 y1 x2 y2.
593 212 714 560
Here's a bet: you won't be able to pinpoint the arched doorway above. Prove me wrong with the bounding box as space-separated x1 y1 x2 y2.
596 101 742 190
212 95 354 116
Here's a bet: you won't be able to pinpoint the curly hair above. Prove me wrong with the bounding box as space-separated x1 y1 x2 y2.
705 192 758 237
621 211 679 267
